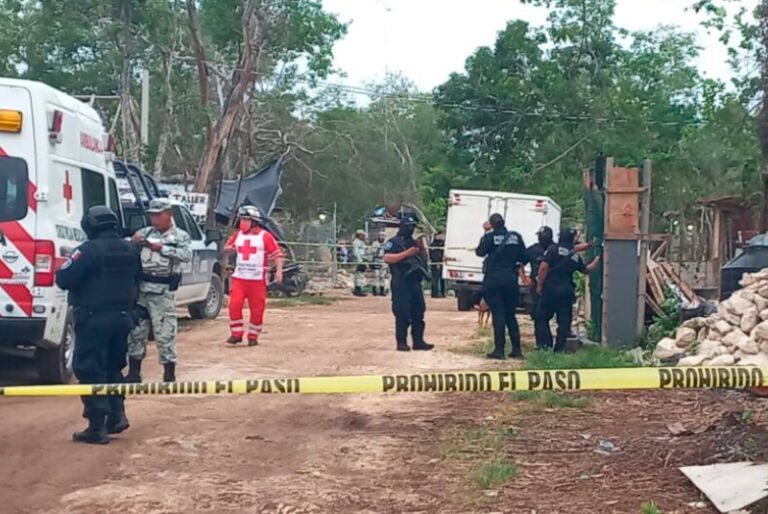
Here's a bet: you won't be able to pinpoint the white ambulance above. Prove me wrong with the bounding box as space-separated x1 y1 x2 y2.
0 78 222 384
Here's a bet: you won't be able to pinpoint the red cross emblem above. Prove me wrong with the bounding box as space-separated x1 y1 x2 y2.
237 239 258 261
63 170 73 213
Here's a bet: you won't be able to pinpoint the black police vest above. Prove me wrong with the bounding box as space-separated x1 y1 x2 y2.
71 237 139 311
542 245 580 297
484 231 525 274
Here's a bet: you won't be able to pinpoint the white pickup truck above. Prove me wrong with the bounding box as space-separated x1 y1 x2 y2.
443 189 562 311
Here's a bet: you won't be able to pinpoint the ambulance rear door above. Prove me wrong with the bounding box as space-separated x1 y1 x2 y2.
0 84 38 319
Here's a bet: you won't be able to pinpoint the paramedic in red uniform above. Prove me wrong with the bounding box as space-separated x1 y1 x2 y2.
224 205 284 346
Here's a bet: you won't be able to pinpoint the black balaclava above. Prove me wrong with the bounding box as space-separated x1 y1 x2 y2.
399 224 416 238
559 228 577 249
538 226 553 247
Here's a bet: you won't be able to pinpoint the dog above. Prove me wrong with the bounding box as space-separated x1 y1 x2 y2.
477 298 491 329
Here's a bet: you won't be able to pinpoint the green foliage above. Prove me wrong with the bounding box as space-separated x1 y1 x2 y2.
471 458 519 490
640 501 663 514
428 0 761 229
643 294 681 349
0 0 764 237
523 345 636 370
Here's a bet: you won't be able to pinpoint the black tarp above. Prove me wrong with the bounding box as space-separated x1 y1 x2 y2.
214 159 285 242
215 159 283 222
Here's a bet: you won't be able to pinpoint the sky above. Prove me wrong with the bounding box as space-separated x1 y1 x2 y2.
321 0 748 96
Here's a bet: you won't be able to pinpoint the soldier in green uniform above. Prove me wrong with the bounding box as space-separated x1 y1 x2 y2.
126 198 192 383
352 229 369 297
369 231 388 296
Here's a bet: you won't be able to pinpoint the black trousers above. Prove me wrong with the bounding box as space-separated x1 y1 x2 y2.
529 289 551 350
72 310 134 419
430 265 445 297
391 277 426 346
482 284 520 355
539 293 574 352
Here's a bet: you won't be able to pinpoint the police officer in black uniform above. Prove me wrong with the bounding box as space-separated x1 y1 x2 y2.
527 226 554 350
535 228 600 353
429 230 446 298
383 212 434 352
476 213 528 360
56 206 142 445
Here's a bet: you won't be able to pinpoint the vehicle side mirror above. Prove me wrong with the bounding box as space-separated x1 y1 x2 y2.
205 228 223 246
158 189 170 198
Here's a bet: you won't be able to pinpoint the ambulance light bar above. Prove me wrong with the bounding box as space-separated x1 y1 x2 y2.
0 110 22 133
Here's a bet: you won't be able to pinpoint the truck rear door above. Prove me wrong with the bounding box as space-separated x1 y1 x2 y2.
0 85 37 318
504 197 549 248
443 191 494 283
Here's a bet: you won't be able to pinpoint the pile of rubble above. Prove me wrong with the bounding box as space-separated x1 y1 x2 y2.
654 269 768 366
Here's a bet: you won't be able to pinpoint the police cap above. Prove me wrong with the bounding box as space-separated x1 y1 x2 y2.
398 212 419 227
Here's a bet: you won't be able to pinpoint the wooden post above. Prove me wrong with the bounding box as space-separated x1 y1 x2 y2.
636 159 652 338
712 206 722 290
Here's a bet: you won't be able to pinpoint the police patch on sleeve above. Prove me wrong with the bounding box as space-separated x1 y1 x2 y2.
384 241 394 251
60 249 81 270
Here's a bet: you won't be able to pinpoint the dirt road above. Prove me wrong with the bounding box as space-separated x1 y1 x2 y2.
0 296 495 514
1 296 767 514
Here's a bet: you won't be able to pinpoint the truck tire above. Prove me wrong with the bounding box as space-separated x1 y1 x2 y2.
188 274 224 320
457 289 476 312
36 309 75 384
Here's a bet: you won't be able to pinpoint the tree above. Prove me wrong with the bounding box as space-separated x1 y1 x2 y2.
431 0 746 226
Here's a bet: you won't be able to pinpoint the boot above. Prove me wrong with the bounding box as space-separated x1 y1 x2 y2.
73 415 109 445
106 400 130 435
125 358 142 383
163 362 176 382
353 286 367 297
509 335 524 359
226 335 241 345
486 352 506 360
247 337 259 347
396 319 410 351
411 320 434 351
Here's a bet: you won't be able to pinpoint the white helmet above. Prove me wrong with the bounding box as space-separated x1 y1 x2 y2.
238 205 264 223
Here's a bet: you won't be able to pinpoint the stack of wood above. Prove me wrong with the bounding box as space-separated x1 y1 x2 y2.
645 257 700 316
653 269 768 367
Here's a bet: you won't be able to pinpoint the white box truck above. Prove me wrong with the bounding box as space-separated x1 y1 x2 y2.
443 189 562 311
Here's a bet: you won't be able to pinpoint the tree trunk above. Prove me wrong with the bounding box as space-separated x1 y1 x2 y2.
188 0 264 194
758 0 768 232
153 50 176 179
118 2 138 162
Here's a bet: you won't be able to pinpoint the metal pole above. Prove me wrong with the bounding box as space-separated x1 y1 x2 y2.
636 159 653 338
332 202 338 284
140 69 150 148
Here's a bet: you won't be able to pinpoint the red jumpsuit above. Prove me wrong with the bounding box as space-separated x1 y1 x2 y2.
225 227 283 341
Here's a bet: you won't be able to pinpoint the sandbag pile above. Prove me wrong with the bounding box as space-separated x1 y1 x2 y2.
653 269 768 367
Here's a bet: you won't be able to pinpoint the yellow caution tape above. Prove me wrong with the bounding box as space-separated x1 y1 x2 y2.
0 367 766 397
